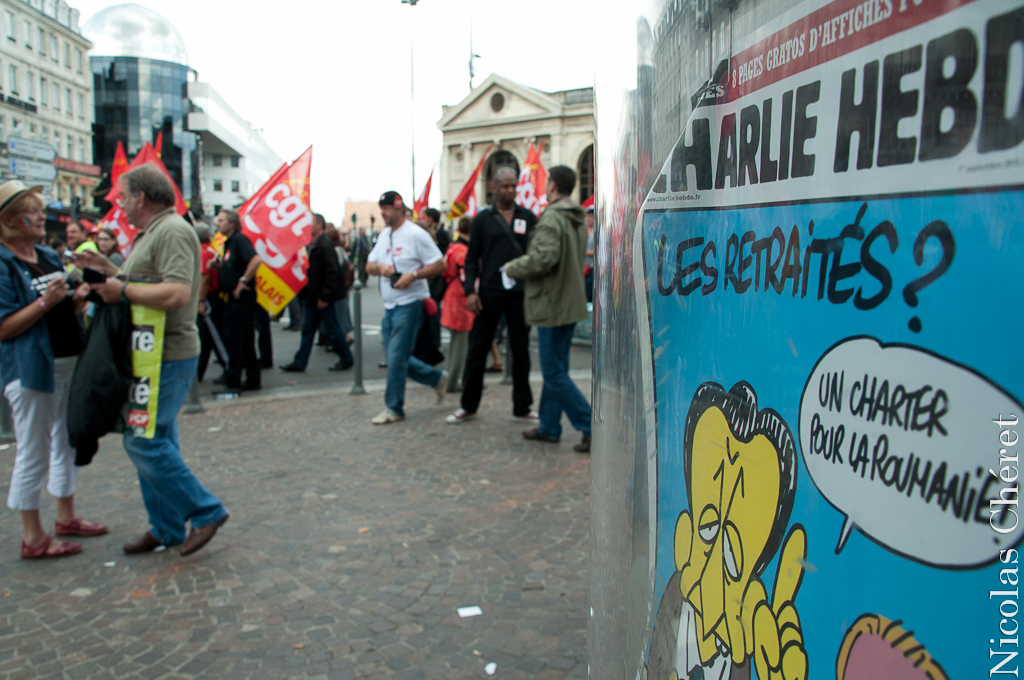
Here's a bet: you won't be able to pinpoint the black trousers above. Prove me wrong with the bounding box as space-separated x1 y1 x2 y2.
197 295 225 382
461 289 532 415
223 292 260 387
254 305 272 365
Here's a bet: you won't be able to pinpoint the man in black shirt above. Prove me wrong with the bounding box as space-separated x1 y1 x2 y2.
446 167 537 424
280 214 354 372
214 210 262 391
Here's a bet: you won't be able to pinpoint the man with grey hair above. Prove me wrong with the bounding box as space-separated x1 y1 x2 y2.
445 166 538 425
78 164 230 557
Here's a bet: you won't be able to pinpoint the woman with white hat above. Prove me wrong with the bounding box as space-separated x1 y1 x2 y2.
0 180 107 558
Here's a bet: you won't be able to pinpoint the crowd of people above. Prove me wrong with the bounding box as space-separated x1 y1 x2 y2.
365 165 592 454
0 161 595 560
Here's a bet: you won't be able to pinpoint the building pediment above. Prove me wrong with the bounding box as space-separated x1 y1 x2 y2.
438 74 563 131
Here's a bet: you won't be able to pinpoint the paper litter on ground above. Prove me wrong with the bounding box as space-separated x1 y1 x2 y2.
485 662 497 675
457 606 483 618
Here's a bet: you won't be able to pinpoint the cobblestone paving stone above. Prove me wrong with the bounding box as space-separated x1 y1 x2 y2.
0 378 591 679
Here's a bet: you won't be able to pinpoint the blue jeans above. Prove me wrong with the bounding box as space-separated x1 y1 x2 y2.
292 302 354 369
537 324 592 440
122 357 228 545
381 302 443 417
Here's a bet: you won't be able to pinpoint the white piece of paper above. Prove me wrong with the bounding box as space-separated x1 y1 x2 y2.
457 606 483 618
485 662 497 675
500 267 516 290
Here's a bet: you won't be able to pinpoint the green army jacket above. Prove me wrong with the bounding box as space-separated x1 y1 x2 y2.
504 198 588 328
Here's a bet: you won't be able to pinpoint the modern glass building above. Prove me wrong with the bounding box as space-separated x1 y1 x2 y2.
82 3 197 206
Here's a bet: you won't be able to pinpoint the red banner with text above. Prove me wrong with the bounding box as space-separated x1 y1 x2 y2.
240 147 313 315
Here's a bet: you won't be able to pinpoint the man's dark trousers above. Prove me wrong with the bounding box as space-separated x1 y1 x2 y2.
223 291 260 387
291 302 354 369
254 305 273 366
461 290 532 415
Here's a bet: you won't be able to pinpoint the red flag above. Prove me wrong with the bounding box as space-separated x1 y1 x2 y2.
413 167 433 221
110 142 129 189
446 145 492 221
515 143 548 216
581 194 594 209
154 131 163 159
99 205 139 257
239 146 312 263
104 142 187 215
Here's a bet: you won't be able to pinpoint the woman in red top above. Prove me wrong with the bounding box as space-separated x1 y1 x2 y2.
442 218 475 392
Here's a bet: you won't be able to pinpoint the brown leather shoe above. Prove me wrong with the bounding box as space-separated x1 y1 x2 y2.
179 515 229 556
123 531 162 554
573 435 591 453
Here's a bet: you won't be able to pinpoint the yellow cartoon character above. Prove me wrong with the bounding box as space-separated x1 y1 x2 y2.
649 382 807 680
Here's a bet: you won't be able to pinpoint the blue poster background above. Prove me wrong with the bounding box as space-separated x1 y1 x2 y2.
644 189 1024 678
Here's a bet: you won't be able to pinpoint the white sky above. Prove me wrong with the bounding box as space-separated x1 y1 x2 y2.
73 0 596 222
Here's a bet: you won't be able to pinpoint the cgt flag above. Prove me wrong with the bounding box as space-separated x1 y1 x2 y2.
446 144 492 221
99 205 137 257
413 167 433 221
515 143 548 216
240 146 313 315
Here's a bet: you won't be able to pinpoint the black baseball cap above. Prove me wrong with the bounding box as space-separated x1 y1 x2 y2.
378 191 404 207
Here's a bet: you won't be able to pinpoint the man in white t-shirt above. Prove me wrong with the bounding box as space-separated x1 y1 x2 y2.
365 191 448 424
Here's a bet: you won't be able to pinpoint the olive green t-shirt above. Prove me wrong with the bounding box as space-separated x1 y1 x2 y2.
119 209 201 361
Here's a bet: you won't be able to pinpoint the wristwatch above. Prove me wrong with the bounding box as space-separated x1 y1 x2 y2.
239 277 249 286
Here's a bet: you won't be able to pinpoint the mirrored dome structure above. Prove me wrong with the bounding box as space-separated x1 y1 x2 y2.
82 3 188 65
83 4 197 205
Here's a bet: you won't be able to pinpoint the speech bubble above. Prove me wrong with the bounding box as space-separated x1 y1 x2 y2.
799 336 1024 569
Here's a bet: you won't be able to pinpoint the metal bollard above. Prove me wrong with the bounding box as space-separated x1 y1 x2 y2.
350 280 366 395
501 335 513 385
182 378 205 414
0 395 14 442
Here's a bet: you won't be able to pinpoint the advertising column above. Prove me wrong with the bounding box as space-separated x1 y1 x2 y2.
593 0 1024 677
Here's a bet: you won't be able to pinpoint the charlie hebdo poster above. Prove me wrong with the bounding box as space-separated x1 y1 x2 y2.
634 0 1024 678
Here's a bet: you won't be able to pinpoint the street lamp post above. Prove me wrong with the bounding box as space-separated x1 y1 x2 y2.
402 0 419 203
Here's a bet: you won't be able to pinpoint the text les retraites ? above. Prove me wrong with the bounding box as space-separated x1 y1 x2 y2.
654 202 955 331
660 8 1024 196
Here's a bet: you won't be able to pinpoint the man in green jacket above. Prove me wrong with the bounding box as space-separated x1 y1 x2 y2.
504 166 591 453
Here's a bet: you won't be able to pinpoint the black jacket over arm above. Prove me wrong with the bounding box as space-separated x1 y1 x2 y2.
305 234 344 305
463 204 537 297
67 301 133 465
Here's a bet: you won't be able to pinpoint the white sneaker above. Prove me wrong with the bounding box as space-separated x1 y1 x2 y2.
514 411 540 422
435 371 448 404
371 409 404 425
446 408 475 424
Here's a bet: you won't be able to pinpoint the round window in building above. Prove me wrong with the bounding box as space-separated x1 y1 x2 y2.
490 93 505 112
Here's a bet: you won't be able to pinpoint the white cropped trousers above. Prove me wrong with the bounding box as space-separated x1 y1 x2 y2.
5 356 78 511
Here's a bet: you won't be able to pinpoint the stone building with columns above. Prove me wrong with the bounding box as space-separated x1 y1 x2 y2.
437 74 594 215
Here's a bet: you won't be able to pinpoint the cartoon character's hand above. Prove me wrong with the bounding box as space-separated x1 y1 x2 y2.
752 526 807 680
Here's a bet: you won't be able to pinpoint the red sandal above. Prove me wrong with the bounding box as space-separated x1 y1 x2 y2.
55 518 109 537
21 535 82 559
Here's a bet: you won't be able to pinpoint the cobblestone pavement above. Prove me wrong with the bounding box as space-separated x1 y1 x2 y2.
0 377 591 679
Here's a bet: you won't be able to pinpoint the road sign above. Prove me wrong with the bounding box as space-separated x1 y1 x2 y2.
9 157 57 181
7 136 57 162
